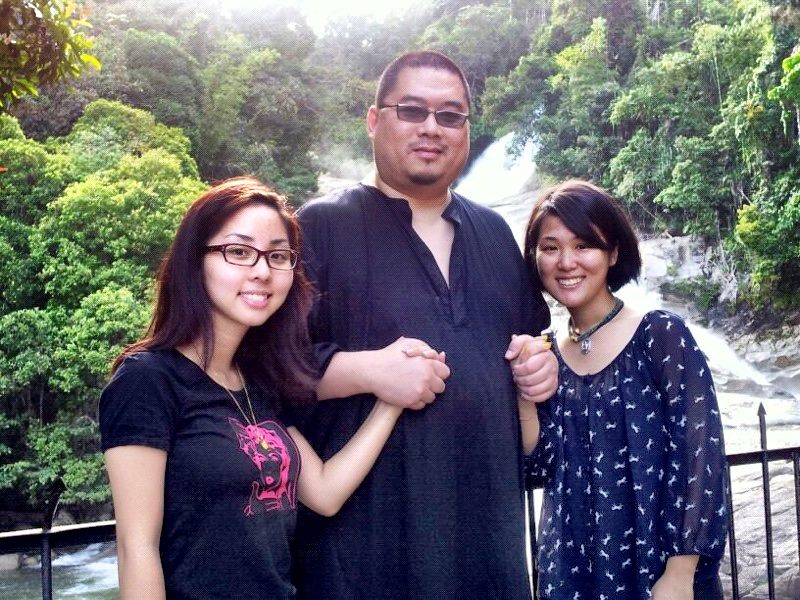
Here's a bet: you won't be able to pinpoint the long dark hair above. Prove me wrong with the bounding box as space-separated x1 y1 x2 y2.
114 176 318 407
524 180 641 292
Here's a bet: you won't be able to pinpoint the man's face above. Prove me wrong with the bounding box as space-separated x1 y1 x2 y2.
368 66 470 197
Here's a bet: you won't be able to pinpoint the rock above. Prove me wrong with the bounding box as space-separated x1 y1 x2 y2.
745 350 773 365
643 253 668 278
53 509 76 526
0 553 20 571
21 554 39 567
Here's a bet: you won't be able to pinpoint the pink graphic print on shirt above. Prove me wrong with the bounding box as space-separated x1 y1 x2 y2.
228 418 299 516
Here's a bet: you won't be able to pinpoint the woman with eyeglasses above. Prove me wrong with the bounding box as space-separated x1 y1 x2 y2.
100 177 429 599
523 180 728 599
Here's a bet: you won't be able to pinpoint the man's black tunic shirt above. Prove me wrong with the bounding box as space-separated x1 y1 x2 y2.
292 184 550 599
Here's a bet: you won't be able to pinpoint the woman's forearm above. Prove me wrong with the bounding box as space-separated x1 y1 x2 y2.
117 541 166 600
291 400 403 516
519 398 540 455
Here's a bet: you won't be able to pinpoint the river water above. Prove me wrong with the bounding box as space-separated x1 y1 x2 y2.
2 134 798 598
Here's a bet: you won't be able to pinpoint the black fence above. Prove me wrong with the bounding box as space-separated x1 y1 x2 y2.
1 403 799 600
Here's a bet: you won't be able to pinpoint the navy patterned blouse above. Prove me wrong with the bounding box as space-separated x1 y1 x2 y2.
527 310 728 599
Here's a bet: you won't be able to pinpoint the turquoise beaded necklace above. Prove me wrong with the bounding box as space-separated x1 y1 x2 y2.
567 297 624 355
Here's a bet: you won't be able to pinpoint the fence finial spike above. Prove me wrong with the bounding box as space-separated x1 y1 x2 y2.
757 402 766 417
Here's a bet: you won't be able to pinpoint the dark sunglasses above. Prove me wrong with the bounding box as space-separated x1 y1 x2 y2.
379 103 469 128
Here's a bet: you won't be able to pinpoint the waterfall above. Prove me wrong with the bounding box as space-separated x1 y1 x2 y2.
455 132 537 202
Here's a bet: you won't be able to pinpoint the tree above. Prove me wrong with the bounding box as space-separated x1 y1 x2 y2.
416 5 530 100
117 29 204 150
57 98 198 179
32 148 204 306
0 135 72 224
1 97 206 513
534 18 622 180
0 0 99 108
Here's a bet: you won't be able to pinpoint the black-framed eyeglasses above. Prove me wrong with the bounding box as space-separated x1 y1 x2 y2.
379 104 470 128
205 244 299 270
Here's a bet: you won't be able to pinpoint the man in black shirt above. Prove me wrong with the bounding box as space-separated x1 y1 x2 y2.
293 50 558 599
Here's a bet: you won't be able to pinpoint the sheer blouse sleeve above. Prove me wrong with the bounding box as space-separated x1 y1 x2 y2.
525 397 559 488
643 311 727 564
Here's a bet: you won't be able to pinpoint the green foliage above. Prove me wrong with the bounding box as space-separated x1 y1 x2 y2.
416 4 530 99
661 277 721 312
196 36 320 200
0 0 100 108
33 148 204 306
606 129 672 229
483 51 556 139
3 0 800 517
0 95 205 509
61 99 198 179
51 286 150 406
118 29 204 149
653 135 733 235
486 0 798 306
0 307 65 405
735 168 800 302
313 72 374 169
0 419 108 506
0 113 25 140
0 217 42 312
196 35 272 178
769 51 800 104
241 54 321 199
539 18 623 180
0 137 72 224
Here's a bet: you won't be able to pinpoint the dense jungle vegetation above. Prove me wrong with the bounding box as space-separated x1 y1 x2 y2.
1 0 799 519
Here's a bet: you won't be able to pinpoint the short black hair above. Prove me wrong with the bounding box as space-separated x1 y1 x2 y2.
524 180 641 292
375 50 471 109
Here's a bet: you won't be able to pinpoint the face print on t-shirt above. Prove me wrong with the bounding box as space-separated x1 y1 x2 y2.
229 418 299 516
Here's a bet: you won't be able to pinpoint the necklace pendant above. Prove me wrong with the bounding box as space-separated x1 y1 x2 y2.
580 338 591 354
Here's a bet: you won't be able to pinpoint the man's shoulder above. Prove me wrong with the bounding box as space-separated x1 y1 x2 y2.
451 190 514 233
452 190 505 219
299 184 368 216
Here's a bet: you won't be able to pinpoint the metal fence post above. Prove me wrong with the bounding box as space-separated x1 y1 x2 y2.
39 478 65 600
725 462 739 599
527 487 538 599
758 404 775 600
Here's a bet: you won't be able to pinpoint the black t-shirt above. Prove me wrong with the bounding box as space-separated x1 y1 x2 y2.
100 349 300 599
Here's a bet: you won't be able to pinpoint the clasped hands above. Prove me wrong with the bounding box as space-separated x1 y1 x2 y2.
378 333 557 410
505 333 558 404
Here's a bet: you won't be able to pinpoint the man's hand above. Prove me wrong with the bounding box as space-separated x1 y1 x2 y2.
505 333 557 403
367 337 450 410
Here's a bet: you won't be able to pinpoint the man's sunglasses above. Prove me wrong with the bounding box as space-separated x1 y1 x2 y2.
379 104 469 129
